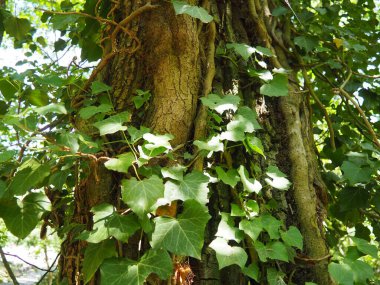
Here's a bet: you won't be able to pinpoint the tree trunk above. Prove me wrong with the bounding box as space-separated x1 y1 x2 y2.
60 1 331 284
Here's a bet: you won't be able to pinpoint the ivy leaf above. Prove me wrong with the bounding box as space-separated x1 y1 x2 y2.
151 200 211 259
28 89 49 107
0 193 50 239
79 104 113 119
281 226 303 249
267 241 289 262
143 133 173 154
349 260 374 283
209 237 248 269
34 103 67 115
215 166 240 187
82 239 117 284
93 111 131 135
121 176 164 217
104 152 135 173
226 43 256 61
194 135 224 153
133 90 151 109
238 165 262 194
231 204 245 217
328 263 354 285
245 200 259 218
341 161 372 185
351 237 377 257
239 218 263 241
161 165 186 181
294 36 319 53
200 94 240 114
242 263 259 281
215 213 244 242
338 187 370 211
127 126 151 143
261 214 282 239
221 107 261 142
267 268 286 285
100 249 172 285
254 241 269 262
91 81 112 95
260 74 288 97
106 214 140 242
164 171 209 205
50 14 80 30
172 0 213 23
245 135 265 157
255 46 274 57
265 165 291 190
7 159 50 196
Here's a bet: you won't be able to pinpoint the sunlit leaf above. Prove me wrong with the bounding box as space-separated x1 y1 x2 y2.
93 112 131 135
201 93 240 114
209 237 248 269
260 74 288 97
172 0 213 23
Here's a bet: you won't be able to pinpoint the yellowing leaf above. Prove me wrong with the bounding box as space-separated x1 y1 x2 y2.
333 38 343 48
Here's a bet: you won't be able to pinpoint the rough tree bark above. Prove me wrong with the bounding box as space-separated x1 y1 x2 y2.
60 0 330 284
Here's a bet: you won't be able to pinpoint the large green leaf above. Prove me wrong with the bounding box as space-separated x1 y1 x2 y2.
209 237 248 269
260 74 288 97
79 104 113 119
194 135 224 153
239 218 263 241
100 249 172 285
226 43 256 61
200 94 240 114
172 0 213 23
265 165 291 190
215 213 244 242
261 214 282 239
351 237 377 257
91 81 112 95
93 112 131 135
34 103 67 115
57 132 79 153
82 239 117 284
215 166 240 187
104 153 135 173
0 192 50 239
328 263 354 285
151 200 210 259
3 16 31 40
0 79 17 101
121 176 164 217
7 159 50 196
341 161 372 185
238 165 262 194
349 260 374 283
294 36 319 53
164 171 209 205
280 226 303 249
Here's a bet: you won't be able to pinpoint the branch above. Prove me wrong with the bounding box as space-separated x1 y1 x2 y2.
336 87 380 149
2 252 56 272
0 246 20 285
36 253 60 285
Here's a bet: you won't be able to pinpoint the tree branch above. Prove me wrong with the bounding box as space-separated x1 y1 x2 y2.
0 246 19 285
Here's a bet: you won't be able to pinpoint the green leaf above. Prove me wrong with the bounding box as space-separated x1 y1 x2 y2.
254 241 269 262
164 171 209 205
132 90 151 109
338 187 370 211
0 79 17 101
50 14 80 30
272 6 289 16
294 36 319 53
91 81 112 95
106 214 140 242
0 193 50 239
35 103 67 115
329 263 354 285
245 135 265 156
83 239 117 284
215 167 240 187
221 106 261 142
172 0 213 23
267 241 289 262
104 152 135 173
151 200 210 259
57 132 79 153
267 268 286 285
260 74 288 97
200 94 240 114
226 43 256 61
239 218 263 241
341 161 372 185
28 89 49 107
194 135 224 152
242 263 259 281
79 104 112 119
215 213 244 242
0 150 16 163
255 46 274 57
121 176 164 217
261 214 282 239
3 16 31 40
48 170 70 190
7 159 50 196
351 237 377 258
209 237 248 269
245 200 259 218
230 204 245 217
93 111 131 135
161 165 186 181
281 226 303 249
265 165 291 190
238 165 262 194
100 249 172 285
349 260 374 283
143 133 173 153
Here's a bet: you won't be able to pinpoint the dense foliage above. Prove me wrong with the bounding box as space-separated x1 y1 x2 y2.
0 0 379 284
